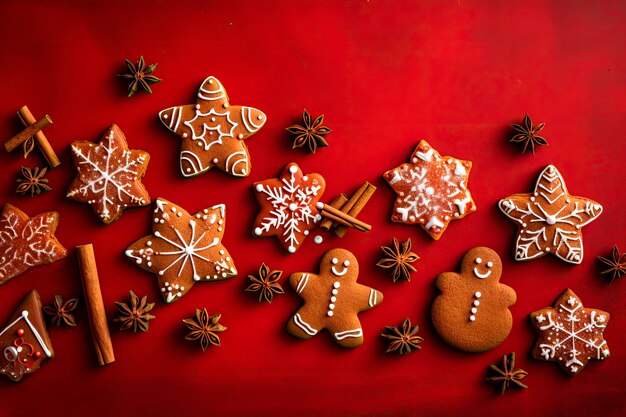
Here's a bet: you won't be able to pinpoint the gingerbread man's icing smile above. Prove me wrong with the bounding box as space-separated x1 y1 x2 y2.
472 257 493 279
331 257 350 277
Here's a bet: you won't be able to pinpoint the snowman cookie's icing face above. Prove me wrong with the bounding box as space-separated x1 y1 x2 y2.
472 257 494 279
321 249 359 282
461 247 502 283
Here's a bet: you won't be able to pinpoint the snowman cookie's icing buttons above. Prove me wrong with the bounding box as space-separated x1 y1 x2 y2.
287 248 383 348
498 165 602 264
431 247 516 352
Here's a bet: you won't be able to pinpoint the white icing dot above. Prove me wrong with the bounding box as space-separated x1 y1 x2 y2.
331 296 337 302
314 235 323 244
211 117 216 122
475 258 482 264
332 289 338 295
238 134 244 139
475 291 481 298
226 257 230 262
219 250 225 255
212 158 219 164
343 260 350 267
289 203 298 211
471 308 477 314
469 315 476 322
304 230 309 236
288 246 296 253
223 103 229 108
329 304 335 310
412 157 418 163
182 133 188 138
332 258 338 264
333 282 340 289
186 168 191 173
425 187 434 195
473 300 480 306
257 115 263 120
327 311 334 317
487 261 493 268
146 241 152 246
195 104 201 110
162 114 169 119
302 176 308 181
255 184 264 192
289 165 298 174
254 227 262 235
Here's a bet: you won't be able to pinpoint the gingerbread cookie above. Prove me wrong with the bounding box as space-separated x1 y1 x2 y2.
0 204 67 285
67 124 151 224
253 162 325 253
499 165 602 264
383 140 476 240
126 198 237 303
0 290 54 382
530 289 610 376
431 247 516 352
158 76 266 178
287 248 383 348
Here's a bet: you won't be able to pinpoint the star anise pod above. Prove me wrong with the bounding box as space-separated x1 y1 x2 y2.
286 109 332 154
381 318 423 354
510 114 548 154
183 309 226 351
376 237 420 282
598 245 626 284
245 263 284 303
16 166 51 197
43 295 78 327
113 290 156 333
118 56 162 97
486 352 528 395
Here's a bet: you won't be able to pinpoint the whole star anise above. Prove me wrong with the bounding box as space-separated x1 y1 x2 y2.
381 318 424 354
43 295 78 327
286 109 332 154
16 166 51 197
598 245 626 284
245 263 284 303
118 56 162 97
183 309 226 351
510 114 548 154
113 290 156 333
486 352 528 395
376 237 419 282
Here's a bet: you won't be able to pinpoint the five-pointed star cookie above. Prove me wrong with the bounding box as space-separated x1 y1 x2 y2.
383 140 476 240
125 198 237 303
498 165 602 264
67 124 151 224
158 76 266 178
530 289 610 376
0 204 67 285
253 163 325 253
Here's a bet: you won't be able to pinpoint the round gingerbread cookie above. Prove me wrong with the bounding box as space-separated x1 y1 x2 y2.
431 247 516 352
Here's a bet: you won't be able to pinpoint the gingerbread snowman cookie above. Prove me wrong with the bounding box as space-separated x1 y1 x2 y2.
431 247 516 352
287 248 383 348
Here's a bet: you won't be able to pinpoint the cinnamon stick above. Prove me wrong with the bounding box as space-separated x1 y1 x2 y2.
4 115 52 152
316 202 372 232
335 182 377 238
76 244 115 366
17 106 61 167
319 194 348 230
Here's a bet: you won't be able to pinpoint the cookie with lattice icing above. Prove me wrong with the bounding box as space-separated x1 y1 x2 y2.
431 247 516 352
530 289 610 376
158 76 266 178
0 290 54 382
125 198 237 303
67 124 151 224
253 162 325 253
0 204 67 285
287 248 383 348
383 140 476 240
498 165 602 264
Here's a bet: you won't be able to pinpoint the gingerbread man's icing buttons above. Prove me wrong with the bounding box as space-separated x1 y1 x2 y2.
498 165 602 264
431 247 516 353
383 140 476 240
287 248 383 348
158 76 266 178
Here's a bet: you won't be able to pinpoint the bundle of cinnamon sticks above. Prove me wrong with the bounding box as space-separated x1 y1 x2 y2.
317 181 376 237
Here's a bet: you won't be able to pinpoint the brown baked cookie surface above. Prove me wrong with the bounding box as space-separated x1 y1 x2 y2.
431 247 516 352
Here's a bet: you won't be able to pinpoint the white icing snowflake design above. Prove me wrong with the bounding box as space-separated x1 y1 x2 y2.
253 163 325 253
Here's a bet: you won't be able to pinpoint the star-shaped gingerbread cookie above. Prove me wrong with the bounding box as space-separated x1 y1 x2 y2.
287 248 383 348
383 140 476 240
253 163 325 253
498 165 602 264
530 289 610 376
125 198 237 303
67 124 151 224
0 204 67 285
158 76 266 178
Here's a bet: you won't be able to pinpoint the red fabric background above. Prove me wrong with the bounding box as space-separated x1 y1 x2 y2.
0 1 625 416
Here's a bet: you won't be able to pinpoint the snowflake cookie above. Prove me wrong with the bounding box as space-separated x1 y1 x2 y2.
125 198 237 304
530 289 610 376
67 124 151 224
0 290 54 382
287 248 383 348
383 140 476 240
0 204 67 285
158 76 266 178
499 165 602 264
253 162 325 253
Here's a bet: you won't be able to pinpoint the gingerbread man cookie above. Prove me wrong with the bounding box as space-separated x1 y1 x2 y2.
287 248 383 348
431 247 516 352
383 140 476 240
67 124 151 224
0 290 54 382
158 76 266 178
499 165 602 264
125 198 237 303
